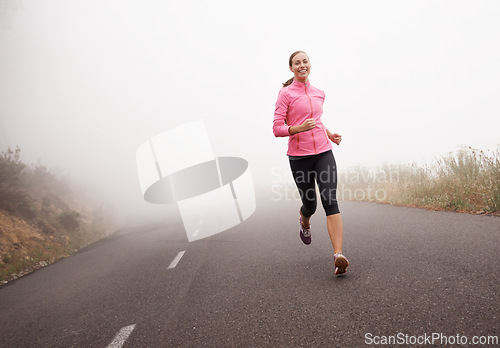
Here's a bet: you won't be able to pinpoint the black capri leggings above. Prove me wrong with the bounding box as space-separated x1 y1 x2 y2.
289 150 340 217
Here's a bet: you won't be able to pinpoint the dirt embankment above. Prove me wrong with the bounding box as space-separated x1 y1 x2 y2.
0 210 58 283
0 147 119 284
0 206 117 285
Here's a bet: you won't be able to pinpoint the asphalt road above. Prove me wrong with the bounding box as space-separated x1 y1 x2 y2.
0 199 498 347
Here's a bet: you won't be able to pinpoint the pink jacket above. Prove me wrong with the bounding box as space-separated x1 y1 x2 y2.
273 79 333 156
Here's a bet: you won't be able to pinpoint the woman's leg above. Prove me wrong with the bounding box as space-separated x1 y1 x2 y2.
299 207 311 229
326 213 343 254
289 158 317 228
314 151 344 253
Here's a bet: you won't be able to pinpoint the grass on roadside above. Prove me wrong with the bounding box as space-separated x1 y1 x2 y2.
338 146 500 214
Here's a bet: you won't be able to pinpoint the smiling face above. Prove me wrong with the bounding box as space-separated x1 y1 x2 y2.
289 52 311 83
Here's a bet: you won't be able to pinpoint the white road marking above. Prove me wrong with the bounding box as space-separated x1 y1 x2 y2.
106 324 136 348
192 229 199 238
168 251 186 269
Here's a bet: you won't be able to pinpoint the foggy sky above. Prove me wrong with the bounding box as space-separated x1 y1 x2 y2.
1 0 499 219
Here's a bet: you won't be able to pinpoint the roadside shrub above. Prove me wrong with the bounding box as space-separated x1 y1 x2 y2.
1 254 11 264
57 210 81 231
36 219 56 235
16 201 37 221
0 147 30 215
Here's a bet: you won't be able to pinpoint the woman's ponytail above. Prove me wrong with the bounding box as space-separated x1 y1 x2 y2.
282 77 294 87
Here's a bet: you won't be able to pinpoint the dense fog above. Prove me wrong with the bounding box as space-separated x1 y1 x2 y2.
1 0 499 222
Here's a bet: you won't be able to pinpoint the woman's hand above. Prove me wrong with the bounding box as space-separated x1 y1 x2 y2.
329 132 342 145
288 118 316 135
300 118 316 132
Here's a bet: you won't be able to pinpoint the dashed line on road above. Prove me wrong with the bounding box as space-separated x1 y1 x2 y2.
106 324 136 348
106 250 186 346
168 251 186 269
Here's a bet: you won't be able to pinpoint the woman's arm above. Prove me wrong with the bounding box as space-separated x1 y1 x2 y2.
273 89 292 137
289 119 316 135
326 128 342 145
273 88 318 137
273 89 316 137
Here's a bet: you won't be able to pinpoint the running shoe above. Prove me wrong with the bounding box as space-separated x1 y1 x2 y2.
299 216 311 245
334 252 349 276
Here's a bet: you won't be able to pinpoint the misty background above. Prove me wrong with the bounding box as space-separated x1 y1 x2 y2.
1 0 499 221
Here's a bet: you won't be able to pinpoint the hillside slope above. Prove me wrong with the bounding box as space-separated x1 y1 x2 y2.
0 147 119 284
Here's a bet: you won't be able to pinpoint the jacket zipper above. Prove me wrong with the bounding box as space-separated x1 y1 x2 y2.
305 84 316 153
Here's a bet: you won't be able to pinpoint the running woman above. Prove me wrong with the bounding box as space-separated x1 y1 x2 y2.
272 50 349 276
